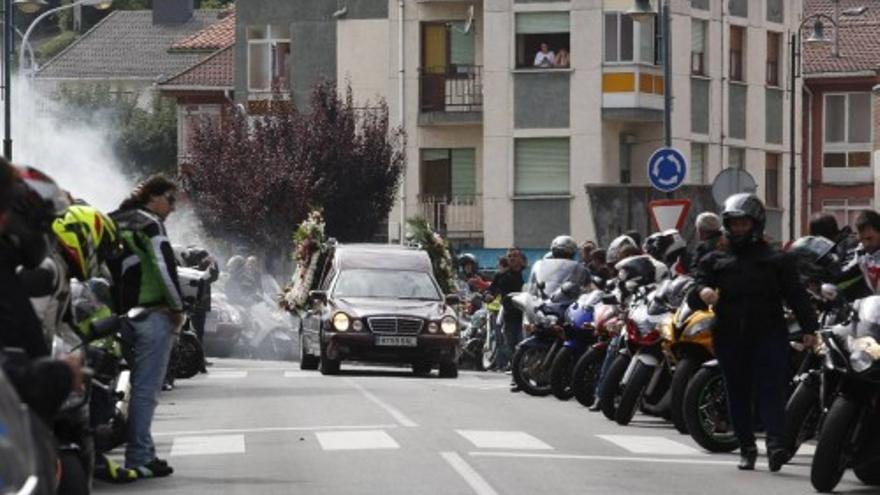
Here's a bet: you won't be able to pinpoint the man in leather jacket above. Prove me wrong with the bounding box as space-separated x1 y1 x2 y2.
688 194 818 472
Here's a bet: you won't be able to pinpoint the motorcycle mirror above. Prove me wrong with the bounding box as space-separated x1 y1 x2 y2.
309 290 328 305
445 294 461 306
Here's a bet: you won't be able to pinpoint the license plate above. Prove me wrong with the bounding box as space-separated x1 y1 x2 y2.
375 336 418 347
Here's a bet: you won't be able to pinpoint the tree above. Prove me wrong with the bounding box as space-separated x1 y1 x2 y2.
181 81 405 261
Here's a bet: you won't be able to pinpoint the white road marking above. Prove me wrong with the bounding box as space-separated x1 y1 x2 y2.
169 435 245 457
205 371 248 379
345 379 418 427
470 451 741 467
441 452 500 495
283 371 318 378
456 430 553 450
597 434 704 456
155 424 398 437
315 430 400 451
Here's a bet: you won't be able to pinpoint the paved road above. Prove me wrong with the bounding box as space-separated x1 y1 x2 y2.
94 359 871 495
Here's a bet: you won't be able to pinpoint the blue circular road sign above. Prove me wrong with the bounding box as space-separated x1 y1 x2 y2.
647 147 687 193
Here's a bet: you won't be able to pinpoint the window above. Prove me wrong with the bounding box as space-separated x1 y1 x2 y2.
823 93 872 169
766 32 781 87
765 153 780 207
420 148 477 199
179 104 220 160
691 20 707 76
728 147 745 169
247 24 291 92
514 138 570 195
730 25 745 82
690 143 706 184
516 12 570 69
604 12 655 65
822 199 874 228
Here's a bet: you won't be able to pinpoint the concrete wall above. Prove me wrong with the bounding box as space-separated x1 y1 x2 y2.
337 19 390 105
513 72 570 129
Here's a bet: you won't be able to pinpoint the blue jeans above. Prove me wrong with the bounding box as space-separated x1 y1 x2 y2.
123 310 176 468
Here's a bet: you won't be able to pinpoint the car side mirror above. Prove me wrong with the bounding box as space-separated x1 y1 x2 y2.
309 290 328 305
445 294 461 306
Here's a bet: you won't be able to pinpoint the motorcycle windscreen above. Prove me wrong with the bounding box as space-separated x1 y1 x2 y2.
856 296 880 339
529 259 586 296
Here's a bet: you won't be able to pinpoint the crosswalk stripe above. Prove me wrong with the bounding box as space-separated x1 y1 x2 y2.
315 430 400 451
283 371 318 378
456 430 553 450
206 371 248 379
169 435 246 457
597 435 704 456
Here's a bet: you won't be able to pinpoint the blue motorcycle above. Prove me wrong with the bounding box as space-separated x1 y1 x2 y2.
549 290 603 400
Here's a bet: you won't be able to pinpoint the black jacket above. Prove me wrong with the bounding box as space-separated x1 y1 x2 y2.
688 241 818 337
487 269 524 321
0 242 49 358
690 232 722 273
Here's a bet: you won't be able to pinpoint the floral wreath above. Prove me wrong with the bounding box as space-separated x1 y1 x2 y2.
406 216 456 295
281 209 328 312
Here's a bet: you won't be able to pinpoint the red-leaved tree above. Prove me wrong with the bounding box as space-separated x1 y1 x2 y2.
181 82 405 261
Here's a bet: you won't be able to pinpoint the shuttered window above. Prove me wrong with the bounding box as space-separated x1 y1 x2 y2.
516 12 570 34
514 138 570 195
451 149 476 196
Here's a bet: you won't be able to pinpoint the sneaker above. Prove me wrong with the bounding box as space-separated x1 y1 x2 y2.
162 382 174 391
93 456 138 484
132 458 174 478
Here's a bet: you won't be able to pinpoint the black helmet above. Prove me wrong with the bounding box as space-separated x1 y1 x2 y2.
4 166 70 269
458 253 478 267
550 235 578 259
788 236 839 284
722 193 766 248
643 229 687 266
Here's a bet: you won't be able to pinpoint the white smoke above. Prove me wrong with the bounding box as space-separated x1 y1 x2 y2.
8 76 132 212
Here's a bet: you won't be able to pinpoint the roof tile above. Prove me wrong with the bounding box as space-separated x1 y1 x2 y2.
170 11 235 51
803 0 880 75
160 45 234 89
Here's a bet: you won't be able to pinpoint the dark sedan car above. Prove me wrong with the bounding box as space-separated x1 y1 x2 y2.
299 244 460 377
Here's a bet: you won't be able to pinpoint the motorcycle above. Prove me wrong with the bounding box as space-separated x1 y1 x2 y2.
549 290 603 400
203 291 245 358
613 281 675 426
457 295 490 371
810 296 880 492
480 296 503 371
661 277 716 434
571 299 622 408
0 368 56 495
597 254 669 422
510 258 586 396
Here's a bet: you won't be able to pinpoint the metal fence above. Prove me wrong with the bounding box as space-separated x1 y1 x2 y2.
418 194 483 238
418 65 483 113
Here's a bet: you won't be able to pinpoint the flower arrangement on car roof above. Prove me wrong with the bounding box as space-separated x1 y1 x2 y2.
281 209 328 312
406 216 456 295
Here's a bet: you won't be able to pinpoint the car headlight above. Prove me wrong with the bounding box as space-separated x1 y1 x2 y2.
441 316 457 335
352 319 364 332
849 336 880 372
428 322 439 333
332 312 351 332
683 317 715 338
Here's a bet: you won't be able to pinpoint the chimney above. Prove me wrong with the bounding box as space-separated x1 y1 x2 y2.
153 0 194 25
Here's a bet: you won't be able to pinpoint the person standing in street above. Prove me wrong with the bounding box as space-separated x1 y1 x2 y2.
689 194 818 472
486 248 526 384
109 175 183 479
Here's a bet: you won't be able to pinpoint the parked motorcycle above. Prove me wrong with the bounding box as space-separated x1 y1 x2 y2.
571 299 622 408
810 296 880 492
0 368 55 495
457 295 490 371
510 258 587 396
202 291 245 358
548 290 602 400
480 296 502 371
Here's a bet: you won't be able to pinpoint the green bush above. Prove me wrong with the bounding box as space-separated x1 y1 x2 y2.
36 30 77 62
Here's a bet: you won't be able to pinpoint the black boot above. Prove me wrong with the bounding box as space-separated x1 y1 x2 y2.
738 445 757 471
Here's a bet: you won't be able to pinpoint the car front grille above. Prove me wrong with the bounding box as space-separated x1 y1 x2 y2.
367 317 424 335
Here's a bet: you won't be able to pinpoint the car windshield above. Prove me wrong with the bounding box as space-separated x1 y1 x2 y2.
333 269 441 300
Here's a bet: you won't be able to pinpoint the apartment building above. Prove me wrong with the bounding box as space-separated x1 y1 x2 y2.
236 0 804 249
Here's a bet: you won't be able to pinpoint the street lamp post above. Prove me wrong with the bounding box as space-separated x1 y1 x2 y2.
788 3 865 242
626 0 671 150
20 0 112 73
3 0 13 160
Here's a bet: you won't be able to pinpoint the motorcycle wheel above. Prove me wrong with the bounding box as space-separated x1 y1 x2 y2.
511 346 552 396
549 347 576 401
174 335 204 379
811 396 860 493
615 360 654 426
683 367 739 453
669 358 701 434
299 333 320 370
58 450 89 495
781 380 821 465
572 346 605 408
599 354 630 421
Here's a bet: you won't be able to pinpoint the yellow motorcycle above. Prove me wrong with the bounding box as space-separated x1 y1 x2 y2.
658 277 716 435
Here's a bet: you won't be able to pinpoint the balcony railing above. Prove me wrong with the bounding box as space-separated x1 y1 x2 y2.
419 65 483 114
418 194 483 238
